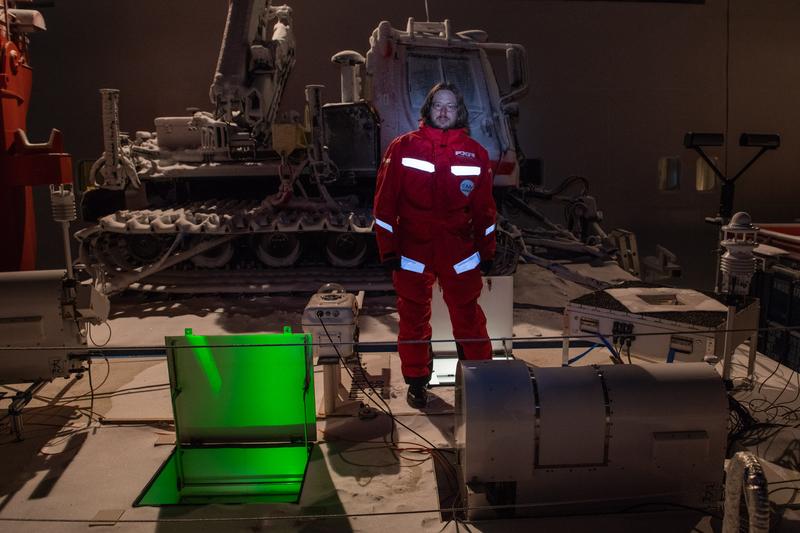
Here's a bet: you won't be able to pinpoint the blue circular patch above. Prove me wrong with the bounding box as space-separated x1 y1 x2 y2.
460 179 474 197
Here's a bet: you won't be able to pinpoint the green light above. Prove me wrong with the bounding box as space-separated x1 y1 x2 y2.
136 449 305 505
136 327 315 506
185 335 222 394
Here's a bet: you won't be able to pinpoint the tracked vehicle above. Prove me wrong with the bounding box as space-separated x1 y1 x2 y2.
76 2 537 293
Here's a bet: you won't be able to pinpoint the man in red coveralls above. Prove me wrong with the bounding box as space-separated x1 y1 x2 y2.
373 82 497 408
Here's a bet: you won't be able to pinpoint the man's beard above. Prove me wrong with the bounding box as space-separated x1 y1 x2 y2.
433 116 455 129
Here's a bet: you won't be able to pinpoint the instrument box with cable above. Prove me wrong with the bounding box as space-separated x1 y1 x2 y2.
565 283 759 363
0 270 109 384
302 283 359 363
302 284 362 417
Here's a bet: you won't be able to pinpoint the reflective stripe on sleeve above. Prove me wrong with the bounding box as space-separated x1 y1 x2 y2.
450 165 481 176
453 252 481 274
401 158 435 173
374 218 393 233
400 256 426 273
484 224 496 236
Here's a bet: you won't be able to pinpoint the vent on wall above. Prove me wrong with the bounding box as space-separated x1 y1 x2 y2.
638 293 682 306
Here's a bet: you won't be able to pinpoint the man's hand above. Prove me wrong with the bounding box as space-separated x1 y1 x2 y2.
479 259 494 276
382 256 401 271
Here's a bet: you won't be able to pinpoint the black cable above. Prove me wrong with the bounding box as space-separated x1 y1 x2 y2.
0 419 158 449
0 497 726 524
40 356 111 405
540 175 590 198
757 356 784 395
316 314 464 517
618 501 722 521
768 371 800 413
596 334 621 363
47 383 169 401
88 321 112 347
316 313 438 451
775 372 800 422
337 446 427 468
2 323 799 352
0 357 112 436
769 486 800 498
318 317 400 453
83 359 111 402
735 359 800 428
749 370 794 422
86 359 94 427
726 395 776 455
767 478 800 486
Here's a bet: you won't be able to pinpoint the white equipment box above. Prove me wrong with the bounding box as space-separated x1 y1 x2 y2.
302 284 360 416
301 284 359 362
0 270 109 384
565 284 759 363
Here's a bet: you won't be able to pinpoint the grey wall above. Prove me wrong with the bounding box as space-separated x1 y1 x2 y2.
26 0 799 289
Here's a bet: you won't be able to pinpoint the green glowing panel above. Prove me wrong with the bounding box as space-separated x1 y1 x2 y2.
136 448 308 505
180 446 310 489
136 327 315 506
167 328 316 443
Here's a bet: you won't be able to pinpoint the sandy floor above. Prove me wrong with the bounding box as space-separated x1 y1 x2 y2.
1 264 799 531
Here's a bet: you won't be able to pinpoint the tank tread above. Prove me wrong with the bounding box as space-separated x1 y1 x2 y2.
96 200 375 235
127 266 393 294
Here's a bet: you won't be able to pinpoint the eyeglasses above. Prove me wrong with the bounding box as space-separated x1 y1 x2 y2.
431 103 457 112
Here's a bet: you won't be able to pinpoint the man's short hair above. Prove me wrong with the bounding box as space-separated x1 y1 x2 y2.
420 82 470 130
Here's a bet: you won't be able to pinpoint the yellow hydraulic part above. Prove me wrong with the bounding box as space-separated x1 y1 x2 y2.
271 122 307 156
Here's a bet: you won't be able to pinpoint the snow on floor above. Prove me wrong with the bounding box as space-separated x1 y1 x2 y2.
1 263 798 531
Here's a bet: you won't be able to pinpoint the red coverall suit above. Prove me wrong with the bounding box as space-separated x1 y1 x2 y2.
373 124 497 380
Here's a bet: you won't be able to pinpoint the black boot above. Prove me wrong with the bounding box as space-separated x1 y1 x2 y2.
405 376 429 409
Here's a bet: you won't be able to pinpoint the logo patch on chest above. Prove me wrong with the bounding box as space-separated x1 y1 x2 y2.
459 179 475 197
455 150 476 159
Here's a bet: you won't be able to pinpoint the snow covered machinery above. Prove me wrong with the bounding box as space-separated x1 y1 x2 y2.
76 2 530 293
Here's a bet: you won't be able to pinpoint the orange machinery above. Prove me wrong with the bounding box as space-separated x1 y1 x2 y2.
0 2 72 271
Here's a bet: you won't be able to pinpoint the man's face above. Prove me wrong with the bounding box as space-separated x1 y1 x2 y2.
429 90 458 130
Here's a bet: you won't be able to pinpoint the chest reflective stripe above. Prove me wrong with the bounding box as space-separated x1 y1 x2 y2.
451 165 481 176
401 157 435 173
400 158 481 177
400 256 426 273
453 252 481 274
484 223 495 236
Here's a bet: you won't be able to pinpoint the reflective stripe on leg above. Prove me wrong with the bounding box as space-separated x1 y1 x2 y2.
452 251 480 274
